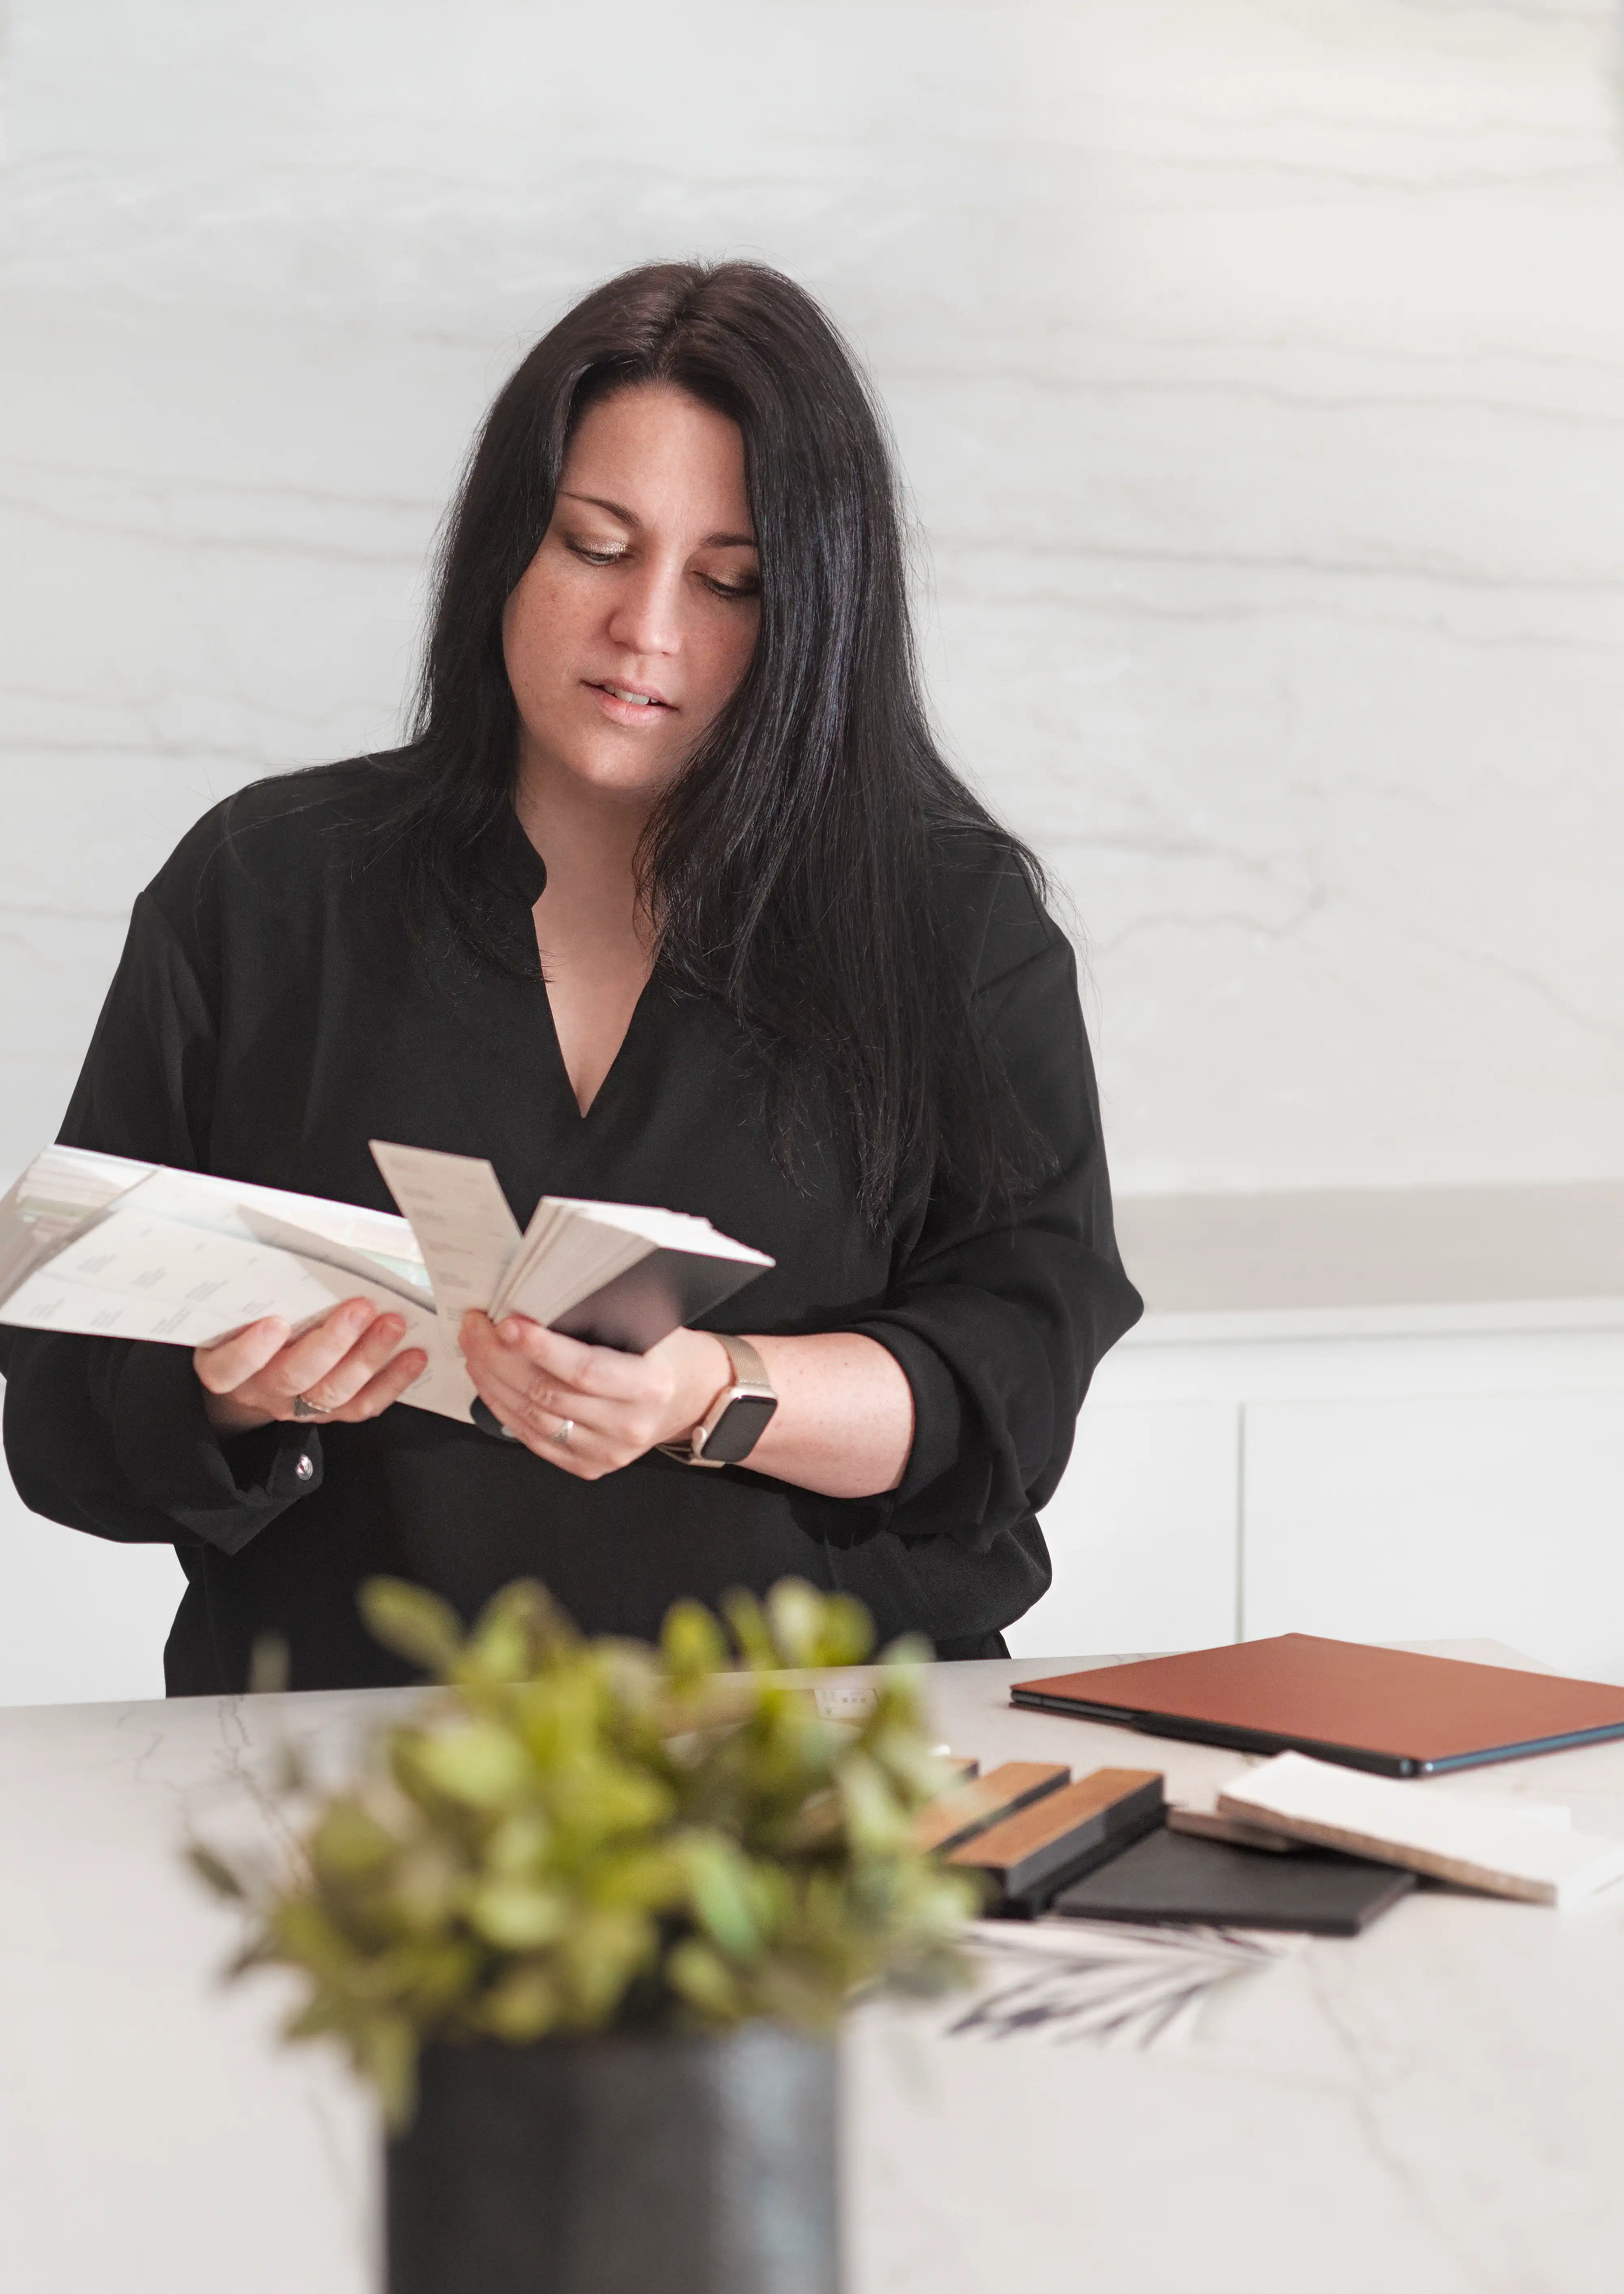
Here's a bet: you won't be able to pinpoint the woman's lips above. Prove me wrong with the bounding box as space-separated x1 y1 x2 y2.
585 679 673 726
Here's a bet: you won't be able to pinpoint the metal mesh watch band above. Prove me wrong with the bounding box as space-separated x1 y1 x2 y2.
658 1334 777 1468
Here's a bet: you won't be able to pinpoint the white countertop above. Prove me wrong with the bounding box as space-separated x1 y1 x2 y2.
4 1648 1623 2294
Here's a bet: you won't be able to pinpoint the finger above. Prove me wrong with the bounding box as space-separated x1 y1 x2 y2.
292 1313 412 1415
491 1316 652 1405
263 1298 390 1401
462 1353 617 1457
329 1346 429 1423
511 1406 610 1476
195 1317 292 1395
464 1348 625 1445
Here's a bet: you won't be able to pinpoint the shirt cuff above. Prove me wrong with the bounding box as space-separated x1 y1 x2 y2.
109 1342 325 1557
849 1320 964 1505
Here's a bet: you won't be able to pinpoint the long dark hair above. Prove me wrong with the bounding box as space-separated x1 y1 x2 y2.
395 259 1047 1222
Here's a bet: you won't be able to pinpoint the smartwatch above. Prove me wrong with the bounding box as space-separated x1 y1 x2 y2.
659 1334 777 1469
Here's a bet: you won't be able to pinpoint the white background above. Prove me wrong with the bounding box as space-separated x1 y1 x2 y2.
3 0 1623 1698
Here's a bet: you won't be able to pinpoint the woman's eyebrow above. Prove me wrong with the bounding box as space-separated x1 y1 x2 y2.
560 490 639 525
559 491 755 550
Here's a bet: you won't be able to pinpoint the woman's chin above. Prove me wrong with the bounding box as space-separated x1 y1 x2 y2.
523 741 685 810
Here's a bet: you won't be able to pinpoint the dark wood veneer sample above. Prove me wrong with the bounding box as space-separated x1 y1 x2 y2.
948 1767 1166 1904
914 1761 1070 1854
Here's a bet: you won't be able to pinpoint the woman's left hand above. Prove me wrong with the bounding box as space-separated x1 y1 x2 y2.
458 1311 730 1479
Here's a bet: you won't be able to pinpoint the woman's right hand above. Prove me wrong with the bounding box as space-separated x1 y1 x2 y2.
195 1297 428 1436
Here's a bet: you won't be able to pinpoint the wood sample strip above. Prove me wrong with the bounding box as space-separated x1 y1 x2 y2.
948 1768 1165 1903
914 1761 1069 1854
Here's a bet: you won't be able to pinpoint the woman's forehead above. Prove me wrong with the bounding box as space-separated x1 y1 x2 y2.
560 384 754 535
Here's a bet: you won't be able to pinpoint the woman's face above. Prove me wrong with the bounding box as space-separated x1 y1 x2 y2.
503 382 761 807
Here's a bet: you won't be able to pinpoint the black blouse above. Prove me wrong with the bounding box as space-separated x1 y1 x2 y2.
0 763 1141 1693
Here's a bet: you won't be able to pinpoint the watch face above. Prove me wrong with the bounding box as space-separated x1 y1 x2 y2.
700 1391 778 1464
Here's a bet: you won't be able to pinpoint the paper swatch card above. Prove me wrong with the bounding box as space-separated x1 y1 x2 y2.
0 1142 773 1428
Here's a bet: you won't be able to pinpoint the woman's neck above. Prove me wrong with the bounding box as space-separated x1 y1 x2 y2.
513 753 659 1115
513 756 654 959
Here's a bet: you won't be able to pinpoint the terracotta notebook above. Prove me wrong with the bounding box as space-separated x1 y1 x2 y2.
1010 1635 1624 1778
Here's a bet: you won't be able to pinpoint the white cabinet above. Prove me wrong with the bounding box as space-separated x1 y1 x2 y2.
1011 1305 1624 1680
5 1303 1623 1700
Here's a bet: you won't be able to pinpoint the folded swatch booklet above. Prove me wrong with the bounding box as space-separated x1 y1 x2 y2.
0 1141 773 1425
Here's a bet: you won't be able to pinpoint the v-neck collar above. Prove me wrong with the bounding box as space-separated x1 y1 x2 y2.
490 796 659 1125
476 797 548 911
537 964 662 1124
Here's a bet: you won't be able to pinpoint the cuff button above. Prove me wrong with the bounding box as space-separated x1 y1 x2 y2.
294 1452 315 1482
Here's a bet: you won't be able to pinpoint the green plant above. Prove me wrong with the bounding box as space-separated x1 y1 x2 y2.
190 1576 975 2124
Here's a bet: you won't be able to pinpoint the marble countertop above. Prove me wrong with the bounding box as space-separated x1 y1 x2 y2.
4 1648 1623 2294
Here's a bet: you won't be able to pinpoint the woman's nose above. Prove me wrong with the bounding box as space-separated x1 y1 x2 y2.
605 560 682 658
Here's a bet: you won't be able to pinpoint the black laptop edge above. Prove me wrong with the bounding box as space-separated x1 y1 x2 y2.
1006 1689 1624 1778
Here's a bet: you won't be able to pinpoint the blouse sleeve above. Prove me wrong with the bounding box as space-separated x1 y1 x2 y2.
0 868 326 1557
850 868 1142 1554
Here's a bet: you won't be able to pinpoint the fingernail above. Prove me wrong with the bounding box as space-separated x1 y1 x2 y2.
500 1319 523 1345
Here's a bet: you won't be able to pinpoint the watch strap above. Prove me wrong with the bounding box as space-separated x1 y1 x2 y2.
657 1334 776 1467
714 1333 769 1390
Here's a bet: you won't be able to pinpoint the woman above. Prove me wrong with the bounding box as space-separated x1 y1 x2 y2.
0 261 1140 1694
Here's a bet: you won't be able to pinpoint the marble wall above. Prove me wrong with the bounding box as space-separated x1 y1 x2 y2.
3 0 1623 1696
6 0 1624 1195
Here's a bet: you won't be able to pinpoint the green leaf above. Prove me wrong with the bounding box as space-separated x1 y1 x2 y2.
462 1579 569 1685
661 1599 727 1682
359 2013 419 2133
186 1842 246 1901
547 1757 673 1840
482 1810 553 1875
764 1579 830 1668
808 1594 875 1669
389 1838 466 1935
476 1961 561 2042
309 1799 397 1884
468 1879 568 1952
247 1632 290 1696
834 1751 910 1855
271 1897 367 1985
556 1905 657 2023
360 1578 466 1676
721 1589 778 1670
666 1936 743 2022
407 1723 533 1810
683 1836 764 1959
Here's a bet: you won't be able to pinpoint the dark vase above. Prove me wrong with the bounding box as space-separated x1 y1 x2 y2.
385 2022 840 2294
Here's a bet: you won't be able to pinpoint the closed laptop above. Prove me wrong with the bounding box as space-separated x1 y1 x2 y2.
1011 1635 1624 1778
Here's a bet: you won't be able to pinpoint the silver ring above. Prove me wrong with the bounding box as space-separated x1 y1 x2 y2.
291 1393 331 1421
552 1417 574 1448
